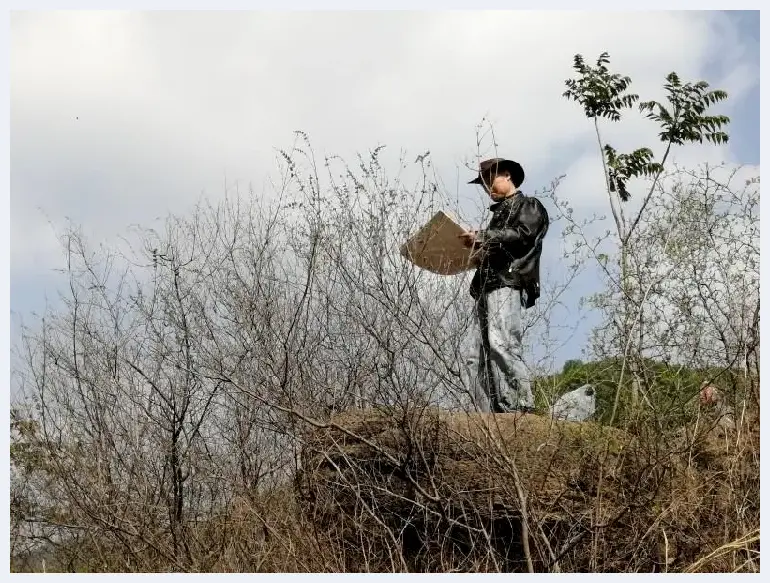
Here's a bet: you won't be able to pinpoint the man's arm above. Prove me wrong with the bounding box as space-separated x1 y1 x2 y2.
475 197 548 250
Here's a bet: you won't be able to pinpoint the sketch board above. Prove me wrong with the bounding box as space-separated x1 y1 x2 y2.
399 210 477 275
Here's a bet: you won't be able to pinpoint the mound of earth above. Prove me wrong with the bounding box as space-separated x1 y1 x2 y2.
295 407 755 572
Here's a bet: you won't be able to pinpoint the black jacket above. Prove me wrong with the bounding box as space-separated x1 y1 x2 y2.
469 193 549 308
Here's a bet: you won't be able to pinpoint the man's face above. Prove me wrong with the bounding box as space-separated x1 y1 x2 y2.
482 171 514 201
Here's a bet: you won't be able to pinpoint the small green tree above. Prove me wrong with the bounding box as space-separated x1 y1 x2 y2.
563 52 730 423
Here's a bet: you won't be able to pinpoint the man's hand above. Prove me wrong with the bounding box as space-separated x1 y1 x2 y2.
458 230 477 248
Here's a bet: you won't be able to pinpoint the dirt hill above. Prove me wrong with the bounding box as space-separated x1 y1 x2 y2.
296 407 758 572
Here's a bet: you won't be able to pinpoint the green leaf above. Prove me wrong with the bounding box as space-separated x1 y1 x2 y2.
563 52 639 121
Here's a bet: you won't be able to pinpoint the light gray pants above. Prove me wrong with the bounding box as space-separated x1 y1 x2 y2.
461 287 534 413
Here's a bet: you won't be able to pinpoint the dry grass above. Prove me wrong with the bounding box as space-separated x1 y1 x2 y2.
11 406 758 573
296 406 759 572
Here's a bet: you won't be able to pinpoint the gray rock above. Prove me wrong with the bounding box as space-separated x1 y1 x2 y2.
550 384 596 422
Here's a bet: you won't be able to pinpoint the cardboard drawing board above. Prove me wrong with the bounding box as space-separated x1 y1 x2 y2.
400 210 478 275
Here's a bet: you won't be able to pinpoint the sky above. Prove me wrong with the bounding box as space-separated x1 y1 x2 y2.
9 10 761 377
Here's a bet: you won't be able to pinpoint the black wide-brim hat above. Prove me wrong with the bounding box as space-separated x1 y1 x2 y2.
469 158 525 188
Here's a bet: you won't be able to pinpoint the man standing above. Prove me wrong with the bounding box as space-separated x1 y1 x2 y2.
458 158 549 413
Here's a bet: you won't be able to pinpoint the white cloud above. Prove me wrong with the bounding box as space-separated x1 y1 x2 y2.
10 11 759 359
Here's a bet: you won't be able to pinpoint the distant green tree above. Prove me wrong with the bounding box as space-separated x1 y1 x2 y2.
561 359 584 375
